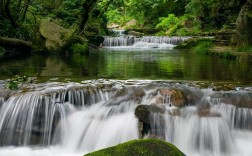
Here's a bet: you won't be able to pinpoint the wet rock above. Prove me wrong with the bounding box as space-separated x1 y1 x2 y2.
198 108 221 117
135 104 165 125
159 88 186 107
181 87 204 105
0 89 17 101
211 92 252 108
212 84 236 91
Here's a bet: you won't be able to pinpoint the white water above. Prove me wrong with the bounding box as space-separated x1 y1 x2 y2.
0 81 252 156
103 36 190 49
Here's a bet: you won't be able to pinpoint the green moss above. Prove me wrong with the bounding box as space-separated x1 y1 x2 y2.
84 139 185 156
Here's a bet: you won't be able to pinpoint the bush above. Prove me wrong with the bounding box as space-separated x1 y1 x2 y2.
156 14 202 36
70 43 88 55
5 75 34 90
193 40 213 54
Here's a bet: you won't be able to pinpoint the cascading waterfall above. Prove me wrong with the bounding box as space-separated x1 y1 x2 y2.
103 36 190 48
0 80 251 156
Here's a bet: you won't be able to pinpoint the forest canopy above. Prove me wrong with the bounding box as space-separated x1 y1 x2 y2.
0 0 251 52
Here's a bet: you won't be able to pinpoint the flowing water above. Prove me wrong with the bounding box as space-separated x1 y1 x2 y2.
0 36 252 156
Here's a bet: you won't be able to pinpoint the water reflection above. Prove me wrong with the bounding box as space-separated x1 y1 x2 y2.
0 49 251 82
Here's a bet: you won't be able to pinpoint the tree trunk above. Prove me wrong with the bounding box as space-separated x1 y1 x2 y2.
20 0 31 22
0 37 32 50
4 0 18 28
79 0 99 34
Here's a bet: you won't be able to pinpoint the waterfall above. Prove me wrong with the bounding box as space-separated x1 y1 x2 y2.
0 84 112 146
0 81 251 156
111 29 127 36
103 36 190 48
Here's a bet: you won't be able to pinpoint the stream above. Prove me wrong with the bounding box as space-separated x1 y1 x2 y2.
0 36 251 156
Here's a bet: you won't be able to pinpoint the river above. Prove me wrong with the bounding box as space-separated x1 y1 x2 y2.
0 36 251 156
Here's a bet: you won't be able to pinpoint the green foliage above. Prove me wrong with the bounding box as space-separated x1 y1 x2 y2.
70 43 89 55
185 0 245 30
237 45 252 52
193 40 213 54
155 14 201 36
156 14 179 31
0 47 6 57
85 139 185 156
54 0 81 28
5 75 33 90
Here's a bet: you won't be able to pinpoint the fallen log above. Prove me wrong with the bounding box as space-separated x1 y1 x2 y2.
0 37 32 50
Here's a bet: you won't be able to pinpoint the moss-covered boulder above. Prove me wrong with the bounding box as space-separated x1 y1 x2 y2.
233 0 252 45
39 20 73 51
84 139 185 156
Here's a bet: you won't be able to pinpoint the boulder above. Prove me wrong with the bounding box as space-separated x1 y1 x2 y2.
159 89 186 107
211 92 252 108
233 0 252 45
125 19 137 28
84 138 185 156
197 108 221 117
0 89 17 101
39 20 73 51
135 104 165 125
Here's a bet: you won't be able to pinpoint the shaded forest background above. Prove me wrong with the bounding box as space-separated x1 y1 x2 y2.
0 0 251 55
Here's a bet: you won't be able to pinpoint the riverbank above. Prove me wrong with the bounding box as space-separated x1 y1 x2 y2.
210 46 252 62
175 37 252 63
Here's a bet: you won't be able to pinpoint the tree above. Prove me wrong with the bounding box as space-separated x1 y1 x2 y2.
79 0 100 34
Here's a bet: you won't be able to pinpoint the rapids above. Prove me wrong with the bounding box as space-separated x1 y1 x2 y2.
0 80 251 156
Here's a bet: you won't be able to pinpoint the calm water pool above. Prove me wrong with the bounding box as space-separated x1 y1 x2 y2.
0 48 251 82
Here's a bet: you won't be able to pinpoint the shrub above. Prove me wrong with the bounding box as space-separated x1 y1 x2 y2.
70 43 88 55
5 75 31 90
193 40 213 54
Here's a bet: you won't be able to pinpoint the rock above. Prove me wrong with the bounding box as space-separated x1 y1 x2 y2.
135 104 165 125
211 92 252 108
212 84 236 91
0 89 17 101
39 20 73 51
233 0 252 45
198 108 221 117
127 31 144 37
125 19 137 28
107 23 120 29
84 138 185 156
159 88 186 107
